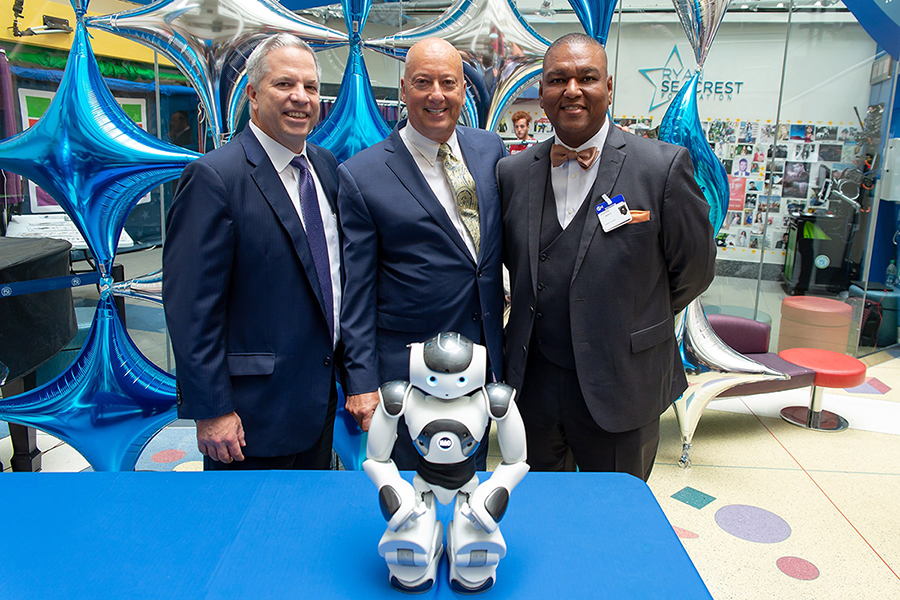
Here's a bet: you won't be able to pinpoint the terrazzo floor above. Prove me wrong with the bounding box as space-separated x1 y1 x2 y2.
2 248 899 598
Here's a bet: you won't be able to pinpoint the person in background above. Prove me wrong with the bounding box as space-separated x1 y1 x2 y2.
168 110 193 148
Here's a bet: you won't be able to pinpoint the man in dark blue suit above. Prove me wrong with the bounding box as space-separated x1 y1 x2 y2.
163 34 341 470
338 38 506 470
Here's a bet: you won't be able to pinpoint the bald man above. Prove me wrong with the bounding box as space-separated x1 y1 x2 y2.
338 38 507 470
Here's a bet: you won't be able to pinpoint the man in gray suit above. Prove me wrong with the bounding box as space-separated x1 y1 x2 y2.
498 33 715 480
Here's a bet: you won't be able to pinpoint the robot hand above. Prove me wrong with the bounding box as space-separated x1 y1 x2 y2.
461 480 504 533
462 461 530 533
364 458 426 532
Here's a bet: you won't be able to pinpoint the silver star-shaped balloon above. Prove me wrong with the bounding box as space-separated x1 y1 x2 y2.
674 299 787 467
112 269 163 305
365 0 550 131
87 0 348 147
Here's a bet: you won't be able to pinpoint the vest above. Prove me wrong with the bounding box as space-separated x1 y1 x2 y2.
533 180 591 370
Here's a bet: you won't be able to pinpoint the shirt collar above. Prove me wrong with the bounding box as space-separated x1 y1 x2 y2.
249 120 308 172
401 122 460 167
554 118 610 154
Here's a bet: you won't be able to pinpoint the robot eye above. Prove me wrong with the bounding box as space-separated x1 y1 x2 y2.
456 376 467 387
427 375 438 386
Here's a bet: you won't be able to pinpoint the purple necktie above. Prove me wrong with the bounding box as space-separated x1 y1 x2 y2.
291 155 333 340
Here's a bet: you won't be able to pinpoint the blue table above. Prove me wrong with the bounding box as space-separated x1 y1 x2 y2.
0 471 710 599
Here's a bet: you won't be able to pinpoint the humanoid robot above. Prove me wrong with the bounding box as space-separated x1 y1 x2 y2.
363 332 529 594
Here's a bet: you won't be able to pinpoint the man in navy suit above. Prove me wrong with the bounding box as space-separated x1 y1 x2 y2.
163 34 341 470
338 38 506 470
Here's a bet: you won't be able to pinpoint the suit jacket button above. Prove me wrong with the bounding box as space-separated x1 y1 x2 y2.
537 283 545 291
536 312 543 320
522 346 527 355
540 252 548 261
529 306 534 315
472 312 480 321
477 269 483 277
324 356 332 366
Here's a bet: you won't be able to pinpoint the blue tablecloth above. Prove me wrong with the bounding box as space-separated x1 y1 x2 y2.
0 471 710 599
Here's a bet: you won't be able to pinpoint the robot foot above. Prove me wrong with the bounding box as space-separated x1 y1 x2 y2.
449 573 495 595
447 521 500 595
388 543 443 595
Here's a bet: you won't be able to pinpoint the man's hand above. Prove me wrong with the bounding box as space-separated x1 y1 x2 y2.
196 412 246 463
346 391 380 432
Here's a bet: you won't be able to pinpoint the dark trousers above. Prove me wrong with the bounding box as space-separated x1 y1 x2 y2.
517 350 660 481
204 383 338 471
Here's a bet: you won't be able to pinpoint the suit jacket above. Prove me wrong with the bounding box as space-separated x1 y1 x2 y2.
498 127 716 433
163 127 340 456
337 122 506 394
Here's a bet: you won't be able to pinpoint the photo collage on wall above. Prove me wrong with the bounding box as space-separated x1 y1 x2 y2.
708 119 863 254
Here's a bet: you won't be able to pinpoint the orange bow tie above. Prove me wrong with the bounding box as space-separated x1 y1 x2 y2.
550 144 599 170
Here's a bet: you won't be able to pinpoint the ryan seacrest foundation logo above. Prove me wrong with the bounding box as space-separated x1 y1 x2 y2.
639 46 744 112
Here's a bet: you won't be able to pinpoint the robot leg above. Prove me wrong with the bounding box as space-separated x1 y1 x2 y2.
447 492 507 594
376 491 443 593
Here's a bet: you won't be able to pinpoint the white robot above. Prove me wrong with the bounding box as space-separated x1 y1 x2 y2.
363 332 529 594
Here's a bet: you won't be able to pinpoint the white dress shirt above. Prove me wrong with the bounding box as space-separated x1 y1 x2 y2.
400 124 478 259
248 121 342 345
550 119 611 229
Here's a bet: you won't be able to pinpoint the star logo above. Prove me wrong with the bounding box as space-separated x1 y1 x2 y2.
639 46 689 112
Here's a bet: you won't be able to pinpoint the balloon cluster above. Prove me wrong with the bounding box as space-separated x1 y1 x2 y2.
658 0 788 468
0 2 193 471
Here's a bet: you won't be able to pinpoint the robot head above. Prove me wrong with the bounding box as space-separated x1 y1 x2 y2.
423 332 473 373
409 332 486 399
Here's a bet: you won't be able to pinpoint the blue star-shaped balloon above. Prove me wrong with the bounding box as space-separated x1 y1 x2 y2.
365 0 550 131
308 0 390 161
567 0 619 45
0 16 199 276
0 294 177 472
87 0 348 148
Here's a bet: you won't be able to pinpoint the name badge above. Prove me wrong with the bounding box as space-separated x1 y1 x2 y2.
595 194 632 232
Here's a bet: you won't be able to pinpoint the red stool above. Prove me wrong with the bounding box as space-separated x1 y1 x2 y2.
777 348 867 431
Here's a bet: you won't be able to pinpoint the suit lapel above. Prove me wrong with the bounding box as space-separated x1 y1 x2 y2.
241 129 329 322
385 124 475 263
307 144 338 213
571 126 626 283
529 141 553 296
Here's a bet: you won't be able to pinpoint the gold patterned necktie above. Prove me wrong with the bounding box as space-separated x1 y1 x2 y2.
438 142 480 256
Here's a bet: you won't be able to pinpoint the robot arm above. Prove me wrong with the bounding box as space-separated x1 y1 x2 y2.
462 383 529 533
363 381 423 532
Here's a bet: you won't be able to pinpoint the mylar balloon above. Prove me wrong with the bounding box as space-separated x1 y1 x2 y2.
674 300 787 467
86 0 348 147
659 72 729 234
309 0 391 161
0 21 198 276
0 293 177 472
671 0 730 69
567 0 619 45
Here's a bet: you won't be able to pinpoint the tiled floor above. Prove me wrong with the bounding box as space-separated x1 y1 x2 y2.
3 248 899 598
